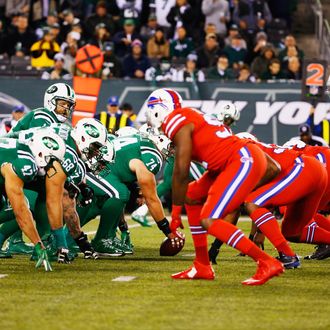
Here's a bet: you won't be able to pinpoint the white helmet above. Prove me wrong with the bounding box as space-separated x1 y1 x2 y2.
28 129 66 169
236 132 258 142
282 139 306 149
148 133 173 160
115 126 139 137
139 123 160 136
71 118 108 171
216 103 240 125
146 88 182 128
44 83 76 122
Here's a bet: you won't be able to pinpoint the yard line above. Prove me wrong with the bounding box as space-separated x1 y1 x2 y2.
112 276 136 282
85 216 251 236
0 274 8 279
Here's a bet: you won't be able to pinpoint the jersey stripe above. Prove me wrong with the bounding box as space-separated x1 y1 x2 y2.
86 173 119 198
34 111 56 124
66 145 78 162
141 147 163 167
164 89 181 109
164 114 182 136
189 162 203 180
167 116 186 139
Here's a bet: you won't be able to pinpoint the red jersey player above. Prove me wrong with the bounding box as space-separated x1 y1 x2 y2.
146 88 284 286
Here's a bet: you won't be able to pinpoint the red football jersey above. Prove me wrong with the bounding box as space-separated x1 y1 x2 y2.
162 107 248 172
256 142 300 172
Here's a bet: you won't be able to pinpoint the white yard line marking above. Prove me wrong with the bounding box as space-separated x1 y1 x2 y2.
0 274 8 279
181 254 195 257
85 216 251 236
112 276 136 282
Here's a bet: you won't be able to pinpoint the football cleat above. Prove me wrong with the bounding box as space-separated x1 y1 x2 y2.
131 214 151 227
208 240 222 265
121 231 134 255
276 252 301 269
91 239 125 257
242 258 284 286
304 244 330 260
0 249 12 259
171 261 215 280
7 239 34 255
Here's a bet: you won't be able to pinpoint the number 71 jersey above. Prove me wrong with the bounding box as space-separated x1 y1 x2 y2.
161 108 247 172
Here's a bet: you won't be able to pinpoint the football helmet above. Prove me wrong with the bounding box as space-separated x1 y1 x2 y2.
28 129 66 169
216 103 240 126
115 126 139 137
102 138 116 163
282 139 306 149
146 88 182 128
139 123 160 136
236 132 258 142
148 133 173 160
71 118 108 172
44 83 76 122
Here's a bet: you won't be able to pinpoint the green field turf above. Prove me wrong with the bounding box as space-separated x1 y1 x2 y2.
0 218 330 330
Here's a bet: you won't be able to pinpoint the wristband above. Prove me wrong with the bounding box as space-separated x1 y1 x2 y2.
157 218 172 236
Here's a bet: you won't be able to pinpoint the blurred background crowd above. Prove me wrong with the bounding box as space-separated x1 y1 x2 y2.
0 0 307 82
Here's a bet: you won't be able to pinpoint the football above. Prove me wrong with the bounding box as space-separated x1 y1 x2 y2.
159 235 185 256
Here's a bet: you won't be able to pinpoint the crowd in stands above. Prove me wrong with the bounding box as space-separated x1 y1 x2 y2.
0 0 303 82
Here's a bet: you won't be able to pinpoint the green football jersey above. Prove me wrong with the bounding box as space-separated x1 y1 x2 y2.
108 134 163 183
0 138 38 186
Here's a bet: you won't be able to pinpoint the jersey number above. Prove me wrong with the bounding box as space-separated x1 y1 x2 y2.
113 137 138 151
62 159 75 172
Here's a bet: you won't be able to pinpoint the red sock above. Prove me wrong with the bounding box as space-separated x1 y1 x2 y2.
250 208 295 256
185 204 209 266
300 222 330 244
313 213 330 231
207 220 271 262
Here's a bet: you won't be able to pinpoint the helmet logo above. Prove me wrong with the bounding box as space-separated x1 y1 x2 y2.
47 86 58 94
84 124 100 138
42 136 60 150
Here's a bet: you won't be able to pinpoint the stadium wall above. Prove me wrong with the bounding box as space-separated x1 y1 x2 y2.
0 78 329 144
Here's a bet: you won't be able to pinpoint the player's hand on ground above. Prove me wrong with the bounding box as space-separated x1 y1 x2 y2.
35 242 53 272
170 204 184 232
57 248 71 264
253 232 265 250
168 231 185 248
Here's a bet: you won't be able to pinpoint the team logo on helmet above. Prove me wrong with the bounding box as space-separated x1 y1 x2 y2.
46 86 58 94
84 123 100 138
42 136 60 150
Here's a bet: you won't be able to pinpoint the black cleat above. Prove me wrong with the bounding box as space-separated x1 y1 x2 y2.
276 252 301 269
304 244 330 260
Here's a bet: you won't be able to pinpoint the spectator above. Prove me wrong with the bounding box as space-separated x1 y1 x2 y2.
41 53 72 80
279 35 304 67
289 124 328 147
225 24 247 49
147 27 169 60
203 23 224 48
30 27 60 68
169 26 194 60
140 13 159 42
122 39 150 79
175 53 205 82
250 43 276 78
0 104 26 136
85 1 115 38
61 31 81 74
223 34 248 69
113 18 141 57
95 95 133 133
117 0 142 22
5 0 29 20
202 0 230 37
89 22 111 49
206 54 235 80
101 41 122 79
237 64 256 83
121 102 137 122
251 31 268 58
49 23 61 44
59 9 80 43
145 57 177 82
286 56 302 80
261 58 286 81
233 0 272 33
166 0 195 38
196 33 221 69
153 0 176 30
306 106 330 146
7 14 36 57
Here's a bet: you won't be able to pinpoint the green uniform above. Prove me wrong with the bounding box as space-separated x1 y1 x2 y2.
78 134 163 242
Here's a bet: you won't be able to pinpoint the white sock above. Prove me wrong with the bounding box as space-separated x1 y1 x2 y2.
133 204 149 217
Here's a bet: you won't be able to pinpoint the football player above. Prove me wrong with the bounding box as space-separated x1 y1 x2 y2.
0 129 66 271
146 88 284 286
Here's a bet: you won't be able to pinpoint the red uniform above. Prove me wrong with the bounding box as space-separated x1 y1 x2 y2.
246 142 327 239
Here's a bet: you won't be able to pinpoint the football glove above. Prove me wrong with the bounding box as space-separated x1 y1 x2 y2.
57 248 71 264
35 242 53 272
168 231 185 249
74 232 99 260
78 183 94 207
64 181 80 199
170 204 184 232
